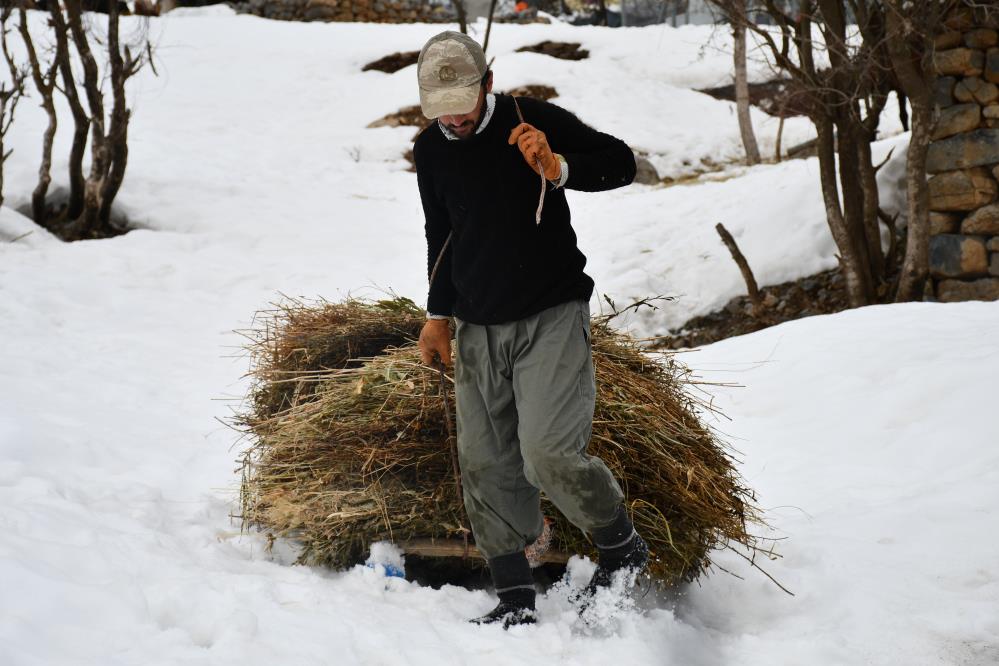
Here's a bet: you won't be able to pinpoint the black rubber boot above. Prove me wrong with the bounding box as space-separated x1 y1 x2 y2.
471 551 537 629
577 508 649 605
470 588 537 629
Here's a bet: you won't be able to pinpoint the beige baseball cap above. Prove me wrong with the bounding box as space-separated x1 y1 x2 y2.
417 31 488 119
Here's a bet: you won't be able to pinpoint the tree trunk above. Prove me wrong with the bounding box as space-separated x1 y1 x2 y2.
894 101 932 301
857 136 885 287
834 113 876 301
48 4 89 220
775 113 784 162
65 0 110 238
454 0 467 34
816 116 872 307
482 0 498 55
884 1 935 302
858 90 890 287
98 0 129 227
733 15 761 165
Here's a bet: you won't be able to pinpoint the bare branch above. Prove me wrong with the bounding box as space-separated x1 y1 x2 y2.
17 5 60 225
0 8 27 208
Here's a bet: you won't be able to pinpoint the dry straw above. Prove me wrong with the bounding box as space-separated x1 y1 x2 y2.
236 296 766 586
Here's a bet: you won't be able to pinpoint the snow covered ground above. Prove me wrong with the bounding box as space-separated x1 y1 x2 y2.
1 9 997 666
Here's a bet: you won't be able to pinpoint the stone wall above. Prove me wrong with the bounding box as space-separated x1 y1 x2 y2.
928 5 999 302
236 0 455 23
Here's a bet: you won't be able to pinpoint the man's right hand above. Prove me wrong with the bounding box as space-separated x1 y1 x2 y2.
418 318 452 367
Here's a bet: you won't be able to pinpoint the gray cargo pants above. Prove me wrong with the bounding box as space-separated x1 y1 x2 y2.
454 299 625 560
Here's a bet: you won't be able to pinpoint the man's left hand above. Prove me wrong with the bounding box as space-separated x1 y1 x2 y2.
509 123 561 181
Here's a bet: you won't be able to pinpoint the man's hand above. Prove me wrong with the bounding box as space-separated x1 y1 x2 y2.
509 123 561 181
419 319 452 367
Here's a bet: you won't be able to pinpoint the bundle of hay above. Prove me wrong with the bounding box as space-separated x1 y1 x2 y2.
237 297 762 586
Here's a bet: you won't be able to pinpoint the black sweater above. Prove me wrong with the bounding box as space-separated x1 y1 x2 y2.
414 94 636 325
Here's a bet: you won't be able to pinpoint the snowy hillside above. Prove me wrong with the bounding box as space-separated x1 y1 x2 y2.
1 8 997 666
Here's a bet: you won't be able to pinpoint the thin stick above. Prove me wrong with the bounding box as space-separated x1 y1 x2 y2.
437 360 469 558
428 231 452 291
512 96 545 225
725 543 795 596
715 222 762 313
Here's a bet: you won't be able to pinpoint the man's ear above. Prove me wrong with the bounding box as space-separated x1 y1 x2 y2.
485 71 494 94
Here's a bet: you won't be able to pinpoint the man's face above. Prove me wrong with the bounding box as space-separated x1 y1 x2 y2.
438 73 493 140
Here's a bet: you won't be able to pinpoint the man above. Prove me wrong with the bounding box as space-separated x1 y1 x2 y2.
413 31 647 628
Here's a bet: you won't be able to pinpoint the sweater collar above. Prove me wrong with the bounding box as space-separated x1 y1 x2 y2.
438 93 496 141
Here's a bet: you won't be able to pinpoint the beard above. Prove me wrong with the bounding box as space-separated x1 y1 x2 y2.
449 119 476 139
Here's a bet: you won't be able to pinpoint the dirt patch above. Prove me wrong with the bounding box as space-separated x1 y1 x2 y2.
362 50 420 74
659 268 851 349
503 84 558 101
515 41 589 61
698 78 811 118
367 104 431 129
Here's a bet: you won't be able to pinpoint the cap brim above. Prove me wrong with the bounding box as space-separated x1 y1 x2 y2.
419 84 479 119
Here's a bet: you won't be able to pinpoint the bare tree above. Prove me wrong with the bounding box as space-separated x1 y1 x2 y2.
733 14 762 164
709 1 989 307
0 8 27 209
15 0 150 240
718 0 762 165
706 0 938 307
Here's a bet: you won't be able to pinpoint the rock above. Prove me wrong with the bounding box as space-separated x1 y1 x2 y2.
930 211 961 235
934 48 985 77
954 76 999 104
962 203 999 234
992 253 999 276
987 48 999 84
934 76 957 108
989 237 999 251
932 103 982 140
988 119 999 129
633 155 660 185
965 28 999 49
926 129 999 173
936 30 963 50
985 104 999 119
928 168 998 210
936 277 999 301
929 234 989 278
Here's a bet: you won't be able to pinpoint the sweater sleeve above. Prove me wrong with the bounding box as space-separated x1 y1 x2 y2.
414 138 457 317
522 98 636 193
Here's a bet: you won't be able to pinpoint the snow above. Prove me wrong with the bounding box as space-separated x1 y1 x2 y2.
2 8 997 666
